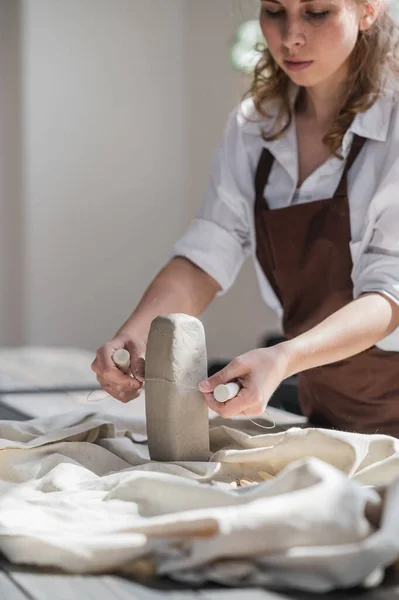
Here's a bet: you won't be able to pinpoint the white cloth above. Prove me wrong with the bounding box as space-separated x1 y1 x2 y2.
1 411 399 593
173 84 399 351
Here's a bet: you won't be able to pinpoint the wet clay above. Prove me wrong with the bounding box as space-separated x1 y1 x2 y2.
145 314 210 462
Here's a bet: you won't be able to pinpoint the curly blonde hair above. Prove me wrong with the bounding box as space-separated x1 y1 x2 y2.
248 1 399 157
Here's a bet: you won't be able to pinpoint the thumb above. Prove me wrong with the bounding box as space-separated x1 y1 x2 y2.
198 358 245 392
133 356 145 382
125 341 146 381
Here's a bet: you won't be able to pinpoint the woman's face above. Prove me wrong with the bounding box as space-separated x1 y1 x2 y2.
259 0 365 88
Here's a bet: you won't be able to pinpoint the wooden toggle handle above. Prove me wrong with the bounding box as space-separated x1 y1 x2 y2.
112 349 131 375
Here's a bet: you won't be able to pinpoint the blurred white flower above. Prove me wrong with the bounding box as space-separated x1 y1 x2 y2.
231 20 265 74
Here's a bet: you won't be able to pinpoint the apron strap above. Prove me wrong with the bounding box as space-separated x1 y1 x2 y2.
254 148 274 206
254 135 367 205
334 134 367 199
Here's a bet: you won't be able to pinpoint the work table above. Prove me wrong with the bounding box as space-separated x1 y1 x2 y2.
0 347 398 600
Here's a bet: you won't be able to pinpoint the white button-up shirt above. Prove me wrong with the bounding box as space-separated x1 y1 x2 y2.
173 86 399 351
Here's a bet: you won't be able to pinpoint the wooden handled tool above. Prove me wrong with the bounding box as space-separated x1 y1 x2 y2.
114 348 240 403
213 382 241 403
112 349 131 375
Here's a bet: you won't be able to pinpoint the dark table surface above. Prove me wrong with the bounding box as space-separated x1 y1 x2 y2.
1 400 399 600
1 554 399 600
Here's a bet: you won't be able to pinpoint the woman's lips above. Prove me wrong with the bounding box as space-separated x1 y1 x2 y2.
284 60 313 71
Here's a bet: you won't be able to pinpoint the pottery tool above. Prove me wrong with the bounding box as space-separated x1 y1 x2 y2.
213 382 241 403
91 327 275 433
86 348 133 402
112 348 131 374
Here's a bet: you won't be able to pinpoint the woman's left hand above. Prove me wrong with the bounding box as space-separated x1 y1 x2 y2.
198 344 291 418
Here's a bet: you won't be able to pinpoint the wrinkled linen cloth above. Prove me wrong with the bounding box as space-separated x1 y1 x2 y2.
0 410 399 593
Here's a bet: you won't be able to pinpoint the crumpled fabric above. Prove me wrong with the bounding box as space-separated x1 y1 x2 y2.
0 410 398 593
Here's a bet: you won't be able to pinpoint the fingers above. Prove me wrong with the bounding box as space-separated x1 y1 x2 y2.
198 357 248 394
203 386 265 418
92 347 129 386
91 339 146 402
96 375 143 403
93 360 137 389
123 339 145 381
198 356 258 418
198 348 281 418
202 390 238 416
128 351 145 382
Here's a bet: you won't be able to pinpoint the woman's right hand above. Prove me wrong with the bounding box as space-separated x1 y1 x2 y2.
91 335 146 402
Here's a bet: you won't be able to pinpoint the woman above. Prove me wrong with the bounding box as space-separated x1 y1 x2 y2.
92 0 399 436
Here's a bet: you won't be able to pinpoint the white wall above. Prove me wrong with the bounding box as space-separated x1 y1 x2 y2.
22 0 189 349
0 0 25 345
1 0 280 359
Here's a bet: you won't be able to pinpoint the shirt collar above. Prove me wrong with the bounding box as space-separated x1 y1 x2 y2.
240 83 396 186
344 89 395 146
241 83 396 145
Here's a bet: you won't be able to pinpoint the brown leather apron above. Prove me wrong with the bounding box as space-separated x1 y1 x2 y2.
255 134 399 436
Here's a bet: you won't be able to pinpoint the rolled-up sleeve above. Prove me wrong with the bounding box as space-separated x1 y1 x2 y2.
353 180 399 306
173 107 254 294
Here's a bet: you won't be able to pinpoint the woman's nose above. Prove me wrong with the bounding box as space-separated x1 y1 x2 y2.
281 18 306 50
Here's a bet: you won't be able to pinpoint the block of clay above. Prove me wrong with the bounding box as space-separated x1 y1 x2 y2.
145 314 210 462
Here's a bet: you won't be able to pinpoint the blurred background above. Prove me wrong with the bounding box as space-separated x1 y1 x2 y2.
0 0 281 364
